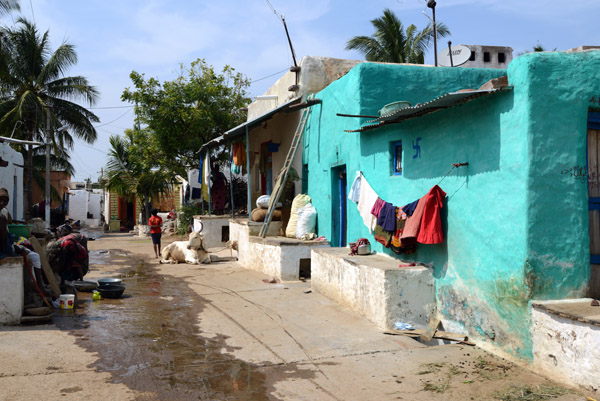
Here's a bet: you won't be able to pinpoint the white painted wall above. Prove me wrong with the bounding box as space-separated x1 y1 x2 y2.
246 236 328 281
68 189 102 227
311 248 435 330
532 302 600 392
0 257 24 325
230 219 282 268
0 142 24 220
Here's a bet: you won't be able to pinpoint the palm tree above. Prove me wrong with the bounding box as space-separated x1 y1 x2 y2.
0 19 99 216
345 8 450 64
0 0 19 16
105 131 174 224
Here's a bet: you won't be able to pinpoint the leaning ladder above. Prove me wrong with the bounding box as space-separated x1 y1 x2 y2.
259 97 314 238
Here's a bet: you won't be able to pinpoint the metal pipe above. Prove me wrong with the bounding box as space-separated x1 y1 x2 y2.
428 0 438 67
230 142 234 219
448 41 454 67
0 136 42 146
336 113 379 119
207 153 212 216
246 125 251 221
282 16 298 68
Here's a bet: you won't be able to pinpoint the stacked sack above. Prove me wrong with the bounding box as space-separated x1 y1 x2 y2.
251 195 282 222
286 194 317 240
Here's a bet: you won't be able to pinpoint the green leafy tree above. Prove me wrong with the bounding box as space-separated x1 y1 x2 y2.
0 19 99 215
346 8 450 64
104 129 175 224
121 58 250 175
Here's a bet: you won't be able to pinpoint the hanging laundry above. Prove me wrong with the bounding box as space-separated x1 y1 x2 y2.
348 171 362 204
377 202 397 233
401 195 427 244
391 207 415 254
401 199 420 216
371 197 385 218
417 185 447 244
374 224 392 247
357 174 379 233
233 142 246 167
201 153 211 202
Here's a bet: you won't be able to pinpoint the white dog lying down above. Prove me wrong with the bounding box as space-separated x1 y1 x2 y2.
159 231 211 264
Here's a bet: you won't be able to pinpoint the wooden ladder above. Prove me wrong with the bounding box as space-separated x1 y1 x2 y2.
259 97 314 238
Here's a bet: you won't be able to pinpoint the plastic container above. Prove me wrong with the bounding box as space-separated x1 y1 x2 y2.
59 294 75 310
7 224 32 238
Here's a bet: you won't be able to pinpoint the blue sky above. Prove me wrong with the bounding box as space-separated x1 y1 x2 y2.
8 0 600 182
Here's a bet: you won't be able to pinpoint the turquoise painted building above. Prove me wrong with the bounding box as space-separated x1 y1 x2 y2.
303 51 600 359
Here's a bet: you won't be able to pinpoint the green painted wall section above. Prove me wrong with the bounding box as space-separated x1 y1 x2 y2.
515 51 600 300
304 55 599 360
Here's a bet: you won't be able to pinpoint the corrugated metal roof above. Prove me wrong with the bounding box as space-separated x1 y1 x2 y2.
345 87 511 133
201 97 301 150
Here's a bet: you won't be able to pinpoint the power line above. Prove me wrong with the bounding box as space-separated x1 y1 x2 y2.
28 0 35 24
250 67 289 84
94 108 132 128
88 105 134 110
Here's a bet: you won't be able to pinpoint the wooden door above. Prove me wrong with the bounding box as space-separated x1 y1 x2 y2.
588 128 600 298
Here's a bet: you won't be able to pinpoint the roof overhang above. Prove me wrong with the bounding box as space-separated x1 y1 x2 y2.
345 87 512 133
201 96 302 151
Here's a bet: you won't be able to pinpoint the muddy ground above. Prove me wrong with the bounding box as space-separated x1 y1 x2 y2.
0 232 594 400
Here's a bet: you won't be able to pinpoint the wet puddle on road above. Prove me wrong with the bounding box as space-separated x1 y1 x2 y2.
54 253 270 400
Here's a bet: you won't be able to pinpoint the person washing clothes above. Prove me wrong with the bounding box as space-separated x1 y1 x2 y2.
149 208 163 258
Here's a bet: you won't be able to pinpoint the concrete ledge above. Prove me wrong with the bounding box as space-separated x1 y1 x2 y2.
311 248 435 330
229 219 282 269
194 215 241 249
246 236 330 281
531 299 600 391
0 257 24 325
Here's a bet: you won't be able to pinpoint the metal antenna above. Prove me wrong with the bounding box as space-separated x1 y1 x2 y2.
265 1 298 68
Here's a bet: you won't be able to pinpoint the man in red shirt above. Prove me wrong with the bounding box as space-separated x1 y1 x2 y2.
149 209 163 258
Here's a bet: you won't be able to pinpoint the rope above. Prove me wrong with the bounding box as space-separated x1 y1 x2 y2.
436 162 469 187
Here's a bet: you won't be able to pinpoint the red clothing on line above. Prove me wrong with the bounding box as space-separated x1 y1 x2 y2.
417 185 446 244
149 215 163 234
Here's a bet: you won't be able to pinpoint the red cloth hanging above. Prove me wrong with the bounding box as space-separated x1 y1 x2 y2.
417 185 446 244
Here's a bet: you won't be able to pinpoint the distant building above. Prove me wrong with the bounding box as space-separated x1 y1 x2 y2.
0 141 24 220
460 45 513 69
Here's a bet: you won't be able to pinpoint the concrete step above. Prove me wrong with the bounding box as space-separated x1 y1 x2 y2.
311 247 435 330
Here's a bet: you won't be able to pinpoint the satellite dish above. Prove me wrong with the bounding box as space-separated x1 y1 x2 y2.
438 45 471 67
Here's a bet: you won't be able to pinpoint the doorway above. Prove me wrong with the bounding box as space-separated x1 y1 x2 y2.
260 141 274 195
331 165 347 247
587 111 600 298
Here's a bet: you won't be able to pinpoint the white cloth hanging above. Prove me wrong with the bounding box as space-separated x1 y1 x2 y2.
347 171 362 204
356 173 378 234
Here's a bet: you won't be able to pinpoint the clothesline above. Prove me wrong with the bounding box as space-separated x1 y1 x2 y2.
348 172 446 255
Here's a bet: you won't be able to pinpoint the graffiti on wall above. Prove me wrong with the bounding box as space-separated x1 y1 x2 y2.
561 165 589 184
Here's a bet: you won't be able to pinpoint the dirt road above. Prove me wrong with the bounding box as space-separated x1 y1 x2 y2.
0 232 592 400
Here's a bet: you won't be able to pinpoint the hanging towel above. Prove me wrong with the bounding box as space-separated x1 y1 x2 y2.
417 185 447 244
348 171 362 204
357 174 379 233
401 195 427 243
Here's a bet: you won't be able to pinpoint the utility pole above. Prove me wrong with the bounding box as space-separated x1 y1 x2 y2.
45 110 51 230
428 0 438 67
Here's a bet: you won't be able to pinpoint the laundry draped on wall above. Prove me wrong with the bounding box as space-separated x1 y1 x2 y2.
348 172 446 254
